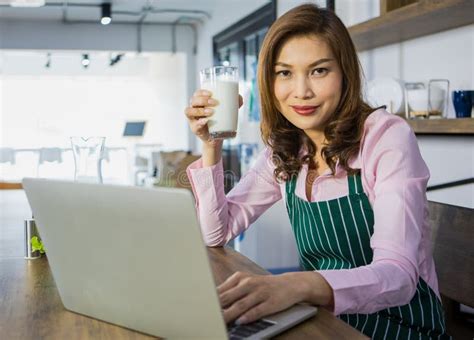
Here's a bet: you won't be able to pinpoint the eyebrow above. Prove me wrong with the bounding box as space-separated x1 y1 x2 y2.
275 58 334 68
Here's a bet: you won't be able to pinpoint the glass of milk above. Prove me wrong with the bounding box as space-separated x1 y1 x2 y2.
199 66 239 140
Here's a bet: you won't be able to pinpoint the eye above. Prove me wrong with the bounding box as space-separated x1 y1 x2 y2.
312 68 328 76
276 70 291 78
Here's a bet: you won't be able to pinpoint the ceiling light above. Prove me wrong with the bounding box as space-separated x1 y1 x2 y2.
101 3 112 25
82 54 90 68
45 52 51 69
9 0 45 7
109 53 124 66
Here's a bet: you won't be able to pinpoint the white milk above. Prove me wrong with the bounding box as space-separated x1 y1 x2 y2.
202 79 239 137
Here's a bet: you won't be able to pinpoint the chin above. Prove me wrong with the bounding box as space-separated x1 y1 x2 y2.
287 115 325 131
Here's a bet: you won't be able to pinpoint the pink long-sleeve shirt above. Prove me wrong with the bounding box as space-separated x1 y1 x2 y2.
186 109 440 316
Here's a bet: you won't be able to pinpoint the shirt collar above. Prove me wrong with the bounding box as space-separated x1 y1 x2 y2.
299 143 363 176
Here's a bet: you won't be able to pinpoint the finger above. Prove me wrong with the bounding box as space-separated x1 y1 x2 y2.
191 118 209 131
185 107 214 119
219 281 253 308
191 119 210 139
235 301 272 325
197 89 212 97
223 293 264 324
195 117 209 126
191 96 218 108
217 271 247 294
191 90 212 102
189 95 208 107
238 94 243 108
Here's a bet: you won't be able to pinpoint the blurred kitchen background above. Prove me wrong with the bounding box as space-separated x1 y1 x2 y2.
0 0 473 273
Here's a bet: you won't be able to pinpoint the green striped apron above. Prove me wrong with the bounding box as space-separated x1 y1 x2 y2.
285 172 450 339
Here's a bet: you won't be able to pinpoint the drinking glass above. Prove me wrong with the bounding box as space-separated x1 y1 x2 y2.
200 66 239 140
452 90 473 118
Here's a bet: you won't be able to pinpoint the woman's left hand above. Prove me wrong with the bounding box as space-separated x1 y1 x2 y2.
218 271 307 325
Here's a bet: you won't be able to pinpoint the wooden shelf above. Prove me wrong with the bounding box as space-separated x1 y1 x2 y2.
0 182 22 190
348 0 474 52
406 118 474 135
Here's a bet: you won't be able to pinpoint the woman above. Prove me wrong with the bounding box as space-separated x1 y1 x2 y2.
184 4 449 339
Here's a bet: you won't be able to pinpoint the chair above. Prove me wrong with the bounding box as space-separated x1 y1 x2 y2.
37 148 64 178
0 148 16 165
152 151 200 190
428 201 474 338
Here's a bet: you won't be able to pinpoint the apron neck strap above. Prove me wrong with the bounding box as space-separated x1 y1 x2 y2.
348 170 363 195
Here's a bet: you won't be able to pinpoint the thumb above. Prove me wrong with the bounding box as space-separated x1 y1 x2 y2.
238 95 244 108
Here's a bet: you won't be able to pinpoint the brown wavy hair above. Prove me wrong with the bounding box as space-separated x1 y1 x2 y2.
258 4 377 182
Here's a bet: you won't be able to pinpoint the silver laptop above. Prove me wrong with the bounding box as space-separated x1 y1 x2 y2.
22 178 317 339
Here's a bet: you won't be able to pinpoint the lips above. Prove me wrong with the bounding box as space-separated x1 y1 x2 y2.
291 105 319 116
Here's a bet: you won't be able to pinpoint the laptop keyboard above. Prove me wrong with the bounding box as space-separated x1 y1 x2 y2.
227 319 275 339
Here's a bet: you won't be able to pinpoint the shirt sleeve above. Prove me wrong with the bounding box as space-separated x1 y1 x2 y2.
186 147 282 246
318 114 430 315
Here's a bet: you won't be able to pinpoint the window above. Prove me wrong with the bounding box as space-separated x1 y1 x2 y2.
212 1 276 192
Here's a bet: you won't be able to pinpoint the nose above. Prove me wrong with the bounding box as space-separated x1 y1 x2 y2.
293 76 315 100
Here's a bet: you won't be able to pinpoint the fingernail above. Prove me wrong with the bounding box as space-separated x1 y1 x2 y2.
208 98 217 105
201 90 211 96
236 316 246 325
204 108 213 114
198 118 208 124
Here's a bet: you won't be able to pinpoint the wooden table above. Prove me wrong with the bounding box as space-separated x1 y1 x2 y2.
0 247 367 339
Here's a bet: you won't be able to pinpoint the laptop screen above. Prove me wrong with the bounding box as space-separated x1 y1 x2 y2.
123 121 146 137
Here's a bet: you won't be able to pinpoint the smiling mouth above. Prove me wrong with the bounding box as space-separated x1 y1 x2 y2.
290 105 319 116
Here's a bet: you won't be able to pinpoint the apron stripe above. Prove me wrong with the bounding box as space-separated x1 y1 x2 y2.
351 197 374 262
417 287 425 328
382 314 392 340
372 314 381 339
360 314 369 334
354 172 363 194
337 199 362 267
395 321 401 339
300 204 323 267
302 203 327 262
297 196 321 269
294 197 318 269
358 199 373 237
339 197 367 264
362 313 376 337
315 203 347 266
354 313 360 330
427 285 435 336
411 287 423 330
324 201 350 266
286 191 307 267
346 196 369 264
301 201 334 268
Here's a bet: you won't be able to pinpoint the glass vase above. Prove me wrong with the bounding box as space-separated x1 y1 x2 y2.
70 136 105 183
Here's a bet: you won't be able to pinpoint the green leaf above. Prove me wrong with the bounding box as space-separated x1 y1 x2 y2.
31 236 45 254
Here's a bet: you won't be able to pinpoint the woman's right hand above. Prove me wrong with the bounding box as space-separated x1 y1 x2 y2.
185 89 221 148
184 90 244 149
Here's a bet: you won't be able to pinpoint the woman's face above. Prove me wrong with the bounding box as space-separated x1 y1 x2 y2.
273 34 343 138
